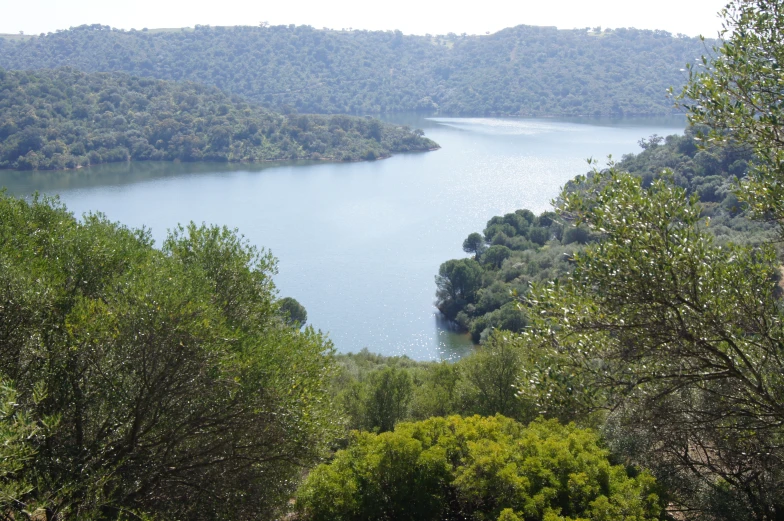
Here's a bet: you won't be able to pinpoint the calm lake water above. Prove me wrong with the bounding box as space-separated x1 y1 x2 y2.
0 116 685 360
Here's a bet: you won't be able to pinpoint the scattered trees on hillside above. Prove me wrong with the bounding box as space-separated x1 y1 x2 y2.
0 68 437 170
0 24 707 116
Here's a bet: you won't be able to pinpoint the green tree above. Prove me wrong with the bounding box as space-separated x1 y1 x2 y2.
279 296 308 327
481 244 512 268
680 0 784 223
462 232 486 259
435 258 483 320
525 169 784 519
409 361 461 420
458 331 534 421
365 367 413 433
0 379 52 518
0 194 339 520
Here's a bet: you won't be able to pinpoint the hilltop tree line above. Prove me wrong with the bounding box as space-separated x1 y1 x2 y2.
0 23 707 116
0 67 437 170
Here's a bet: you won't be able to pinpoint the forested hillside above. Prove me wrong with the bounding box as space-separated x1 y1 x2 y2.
0 24 706 116
0 67 436 170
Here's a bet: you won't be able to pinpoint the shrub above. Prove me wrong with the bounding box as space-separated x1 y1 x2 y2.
297 415 663 521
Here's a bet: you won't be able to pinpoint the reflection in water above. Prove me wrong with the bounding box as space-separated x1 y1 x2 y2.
428 117 584 136
0 115 685 361
434 313 475 360
0 159 321 196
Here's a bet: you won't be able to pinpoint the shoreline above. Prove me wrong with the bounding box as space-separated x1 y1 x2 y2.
0 145 443 173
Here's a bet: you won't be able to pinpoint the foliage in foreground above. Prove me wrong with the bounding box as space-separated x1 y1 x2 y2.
521 170 784 520
297 415 663 521
0 67 437 170
510 2 784 518
0 192 339 519
680 0 784 226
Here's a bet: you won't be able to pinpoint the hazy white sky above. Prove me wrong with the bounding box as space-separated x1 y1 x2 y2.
1 0 728 38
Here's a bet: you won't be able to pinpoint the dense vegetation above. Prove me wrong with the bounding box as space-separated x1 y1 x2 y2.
331 335 534 435
0 193 338 519
3 0 784 519
297 415 663 521
0 24 707 116
356 3 784 513
521 168 784 519
0 67 437 170
436 126 776 342
511 2 784 517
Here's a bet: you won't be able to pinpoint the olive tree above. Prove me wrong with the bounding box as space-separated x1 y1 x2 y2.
680 0 784 223
523 170 784 520
0 194 339 520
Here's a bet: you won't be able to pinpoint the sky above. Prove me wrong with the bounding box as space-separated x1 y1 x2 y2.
1 0 728 38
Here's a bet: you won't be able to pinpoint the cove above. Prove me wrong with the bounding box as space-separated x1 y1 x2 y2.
0 116 685 360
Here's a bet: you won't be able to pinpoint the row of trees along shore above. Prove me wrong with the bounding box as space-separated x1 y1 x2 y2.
1 0 784 519
436 126 774 343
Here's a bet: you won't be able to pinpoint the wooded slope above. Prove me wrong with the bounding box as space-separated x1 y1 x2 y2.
0 67 437 170
0 24 707 116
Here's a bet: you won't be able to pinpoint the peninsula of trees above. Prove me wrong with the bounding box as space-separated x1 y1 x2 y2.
0 23 707 116
0 67 437 170
435 126 772 342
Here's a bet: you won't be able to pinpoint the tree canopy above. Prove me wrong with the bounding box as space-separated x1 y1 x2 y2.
0 192 339 519
680 0 784 225
507 3 784 517
0 67 437 170
0 24 707 116
521 169 784 518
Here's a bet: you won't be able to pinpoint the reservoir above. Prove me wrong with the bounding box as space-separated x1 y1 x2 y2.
0 116 685 360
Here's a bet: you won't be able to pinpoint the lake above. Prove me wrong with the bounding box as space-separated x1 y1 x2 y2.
0 115 685 360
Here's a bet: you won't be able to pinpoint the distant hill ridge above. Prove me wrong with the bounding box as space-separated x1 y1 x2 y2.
0 23 709 116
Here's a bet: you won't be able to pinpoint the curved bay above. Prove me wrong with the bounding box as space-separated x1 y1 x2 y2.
0 116 685 360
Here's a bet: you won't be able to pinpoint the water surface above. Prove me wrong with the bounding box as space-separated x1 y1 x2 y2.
0 116 685 360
